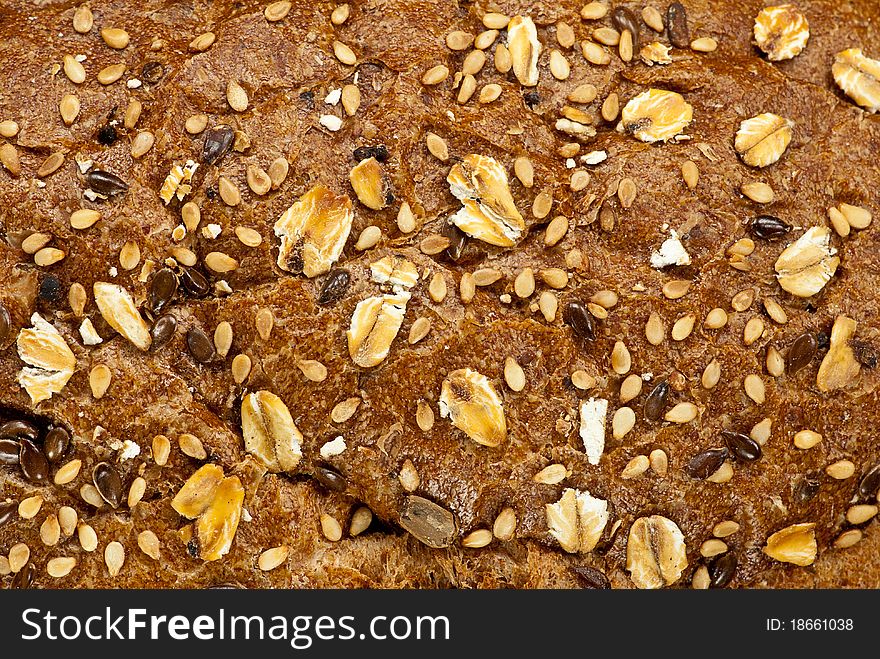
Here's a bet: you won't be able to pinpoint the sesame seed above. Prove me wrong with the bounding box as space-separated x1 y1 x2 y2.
104 541 125 577
538 291 558 321
255 308 274 341
320 513 343 541
744 374 765 403
825 459 856 480
475 29 499 50
571 370 596 390
662 279 691 299
700 539 728 557
649 448 668 475
462 529 493 548
422 64 450 85
692 565 711 589
793 429 822 450
446 30 474 51
152 434 171 466
664 402 698 423
581 2 608 20
690 37 718 52
331 4 350 25
701 359 721 388
47 557 77 578
416 400 435 432
504 357 526 392
613 407 637 439
408 317 432 344
179 433 207 460
765 346 785 377
137 530 161 560
681 160 699 189
18 495 43 520
712 520 740 538
77 523 98 552
349 507 373 536
426 132 449 161
128 476 146 508
743 317 764 345
457 74 477 103
834 529 862 549
750 418 772 445
333 40 357 65
645 312 665 345
482 12 510 29
671 314 696 341
428 272 447 302
232 354 252 384
258 545 289 571
53 458 82 485
298 359 328 382
846 504 878 525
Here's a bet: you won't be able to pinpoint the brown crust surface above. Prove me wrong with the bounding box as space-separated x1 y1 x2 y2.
1 0 879 589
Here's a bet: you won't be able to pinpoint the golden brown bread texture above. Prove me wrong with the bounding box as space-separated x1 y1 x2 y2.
1 0 879 588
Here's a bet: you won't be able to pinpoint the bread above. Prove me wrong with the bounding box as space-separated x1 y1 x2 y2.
1 0 879 589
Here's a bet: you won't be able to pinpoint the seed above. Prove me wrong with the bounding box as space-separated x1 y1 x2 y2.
593 27 620 46
563 301 595 340
354 224 384 252
744 374 766 404
486 507 517 542
478 83 503 104
63 54 86 84
421 64 449 85
457 74 476 103
74 523 97 552
765 346 784 377
136 530 160 560
45 556 76 579
320 513 343 541
723 430 762 462
499 356 526 392
298 359 327 382
260 160 287 194
750 215 791 240
100 27 129 49
183 114 208 135
793 429 821 450
73 4 93 32
826 460 855 480
637 5 661 31
255 545 289 573
691 565 710 590
0 142 20 176
691 37 717 52
264 1 291 21
839 203 872 230
54 458 82 485
687 448 728 479
762 298 787 325
538 268 566 289
34 247 65 266
150 314 176 348
548 49 571 80
189 31 215 51
40 513 61 546
462 49 487 76
459 529 491 549
331 397 361 424
598 94 619 123
179 433 207 461
645 312 665 345
349 506 372 536
255 308 274 341
425 132 449 162
538 291 558 322
19 439 49 483
96 62 126 85
331 3 350 24
204 251 238 273
187 326 216 363
333 40 357 65
703 308 727 329
446 30 474 50
93 462 123 508
609 341 631 374
731 288 755 312
829 207 850 237
208 323 233 361
232 354 252 384
216 176 240 206
0 120 18 137
700 539 728 558
9 544 30 573
743 317 764 345
580 2 608 19
612 407 636 440
750 418 773 446
510 268 534 299
37 152 66 178
859 465 880 500
571 370 596 390
670 314 695 341
459 272 476 303
246 164 271 195
644 381 669 421
104 541 125 577
846 504 878 525
532 190 553 219
642 450 666 478
202 125 235 165
18 495 43 519
741 181 774 203
534 464 568 485
224 79 249 112
128 476 146 508
665 402 698 424
681 160 699 189
662 280 691 300
619 374 642 403
21 232 52 254
666 2 690 48
786 333 817 374
834 529 863 549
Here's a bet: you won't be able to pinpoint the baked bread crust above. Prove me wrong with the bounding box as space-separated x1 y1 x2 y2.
1 0 879 589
